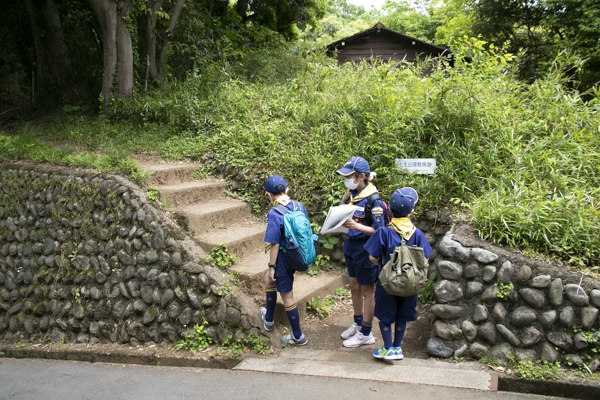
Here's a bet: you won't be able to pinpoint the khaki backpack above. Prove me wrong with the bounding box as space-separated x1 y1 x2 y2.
378 235 429 297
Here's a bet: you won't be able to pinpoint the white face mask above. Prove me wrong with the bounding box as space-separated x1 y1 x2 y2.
344 177 358 190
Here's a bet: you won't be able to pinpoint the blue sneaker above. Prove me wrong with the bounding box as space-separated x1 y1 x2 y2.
258 306 274 332
281 333 308 346
391 346 404 360
372 346 395 359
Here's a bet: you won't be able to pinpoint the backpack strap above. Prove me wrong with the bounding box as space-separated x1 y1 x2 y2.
273 204 289 216
364 193 382 226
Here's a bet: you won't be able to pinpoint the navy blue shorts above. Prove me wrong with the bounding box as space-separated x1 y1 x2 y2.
374 281 418 325
344 239 378 285
274 252 294 293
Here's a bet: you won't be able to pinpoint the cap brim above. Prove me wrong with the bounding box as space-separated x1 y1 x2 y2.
336 167 355 176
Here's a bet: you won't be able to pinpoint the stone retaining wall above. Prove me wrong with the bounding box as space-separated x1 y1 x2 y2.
0 164 260 347
427 225 600 371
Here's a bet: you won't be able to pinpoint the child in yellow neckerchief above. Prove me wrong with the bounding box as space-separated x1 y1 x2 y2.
335 156 386 348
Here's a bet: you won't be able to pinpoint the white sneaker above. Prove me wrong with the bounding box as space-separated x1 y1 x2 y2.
343 331 376 348
341 322 359 339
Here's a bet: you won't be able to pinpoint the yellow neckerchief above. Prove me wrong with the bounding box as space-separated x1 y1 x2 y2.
349 183 379 204
272 195 291 207
389 217 416 240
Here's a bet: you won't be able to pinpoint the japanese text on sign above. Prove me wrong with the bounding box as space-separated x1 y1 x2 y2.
395 158 436 174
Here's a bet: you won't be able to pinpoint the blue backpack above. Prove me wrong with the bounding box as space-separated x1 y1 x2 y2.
274 201 318 271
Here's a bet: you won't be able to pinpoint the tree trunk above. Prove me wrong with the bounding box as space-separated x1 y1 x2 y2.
26 0 73 105
87 0 133 108
147 0 186 86
146 0 163 85
236 0 250 21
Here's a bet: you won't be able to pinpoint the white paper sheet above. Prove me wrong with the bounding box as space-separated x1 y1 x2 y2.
320 204 361 234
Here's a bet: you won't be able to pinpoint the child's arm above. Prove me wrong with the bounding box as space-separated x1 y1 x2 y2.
268 243 279 281
369 255 381 266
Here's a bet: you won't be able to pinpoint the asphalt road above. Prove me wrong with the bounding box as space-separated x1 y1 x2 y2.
0 358 560 400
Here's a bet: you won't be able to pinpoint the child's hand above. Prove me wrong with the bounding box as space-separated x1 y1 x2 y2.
342 218 357 230
268 267 276 282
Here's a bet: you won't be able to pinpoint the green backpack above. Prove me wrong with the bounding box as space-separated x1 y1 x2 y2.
378 233 429 297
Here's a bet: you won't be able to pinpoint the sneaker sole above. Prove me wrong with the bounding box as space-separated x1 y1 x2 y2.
258 308 274 332
343 337 376 348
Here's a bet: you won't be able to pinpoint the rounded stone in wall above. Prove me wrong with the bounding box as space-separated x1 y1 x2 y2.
564 284 589 307
574 333 589 350
529 274 551 288
491 302 507 322
481 265 497 283
426 337 453 358
515 348 537 362
496 261 513 284
477 321 497 345
430 304 464 320
466 281 484 299
470 248 499 264
591 289 600 308
433 321 463 340
462 320 477 342
179 307 193 326
473 304 488 322
540 309 557 329
469 342 489 359
547 331 573 351
437 260 463 280
519 288 545 309
226 307 241 328
496 324 520 346
580 307 599 330
490 343 513 364
511 306 537 327
559 306 576 328
463 262 480 279
433 280 464 304
521 326 542 347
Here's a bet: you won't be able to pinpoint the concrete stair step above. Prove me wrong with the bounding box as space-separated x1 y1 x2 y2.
194 220 265 260
173 199 252 233
230 249 269 284
272 272 345 323
143 163 200 186
158 180 227 207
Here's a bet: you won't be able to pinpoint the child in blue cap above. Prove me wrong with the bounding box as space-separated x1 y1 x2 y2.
364 187 432 359
336 156 387 348
258 175 309 345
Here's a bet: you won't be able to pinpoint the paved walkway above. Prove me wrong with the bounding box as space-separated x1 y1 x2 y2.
0 357 553 400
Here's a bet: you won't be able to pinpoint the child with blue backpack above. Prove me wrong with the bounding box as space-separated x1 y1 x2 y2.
258 175 309 346
364 187 432 360
336 157 387 348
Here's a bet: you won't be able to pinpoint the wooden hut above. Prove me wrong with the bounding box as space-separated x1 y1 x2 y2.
326 22 452 67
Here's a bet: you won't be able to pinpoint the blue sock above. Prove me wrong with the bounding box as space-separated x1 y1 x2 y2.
360 321 372 336
379 321 393 348
393 321 406 347
354 314 363 326
265 288 277 322
285 304 302 339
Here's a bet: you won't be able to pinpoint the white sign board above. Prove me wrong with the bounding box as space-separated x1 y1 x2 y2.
396 158 436 174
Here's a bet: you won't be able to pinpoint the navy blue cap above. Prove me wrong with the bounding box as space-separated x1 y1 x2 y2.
264 175 287 193
390 187 418 216
336 157 370 176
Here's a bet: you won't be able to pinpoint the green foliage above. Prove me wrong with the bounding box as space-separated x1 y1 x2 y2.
205 243 239 269
319 236 339 250
15 342 26 349
307 295 336 318
308 254 334 276
334 286 351 299
495 282 514 300
507 356 562 381
173 320 213 353
418 280 436 305
221 333 269 359
573 326 600 357
228 271 245 286
147 187 160 202
215 284 235 296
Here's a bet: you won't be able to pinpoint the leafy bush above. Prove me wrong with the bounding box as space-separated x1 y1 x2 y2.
7 43 600 270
